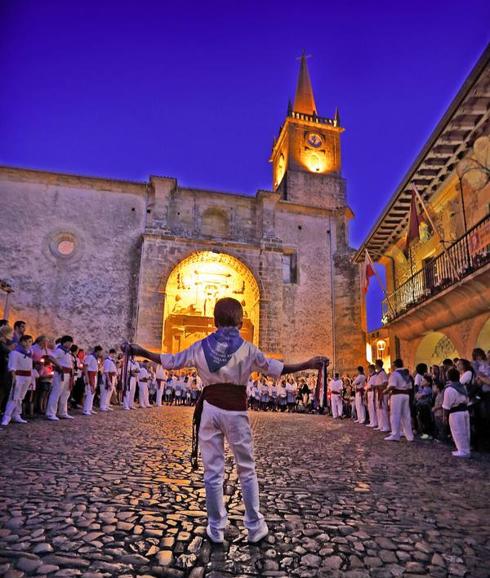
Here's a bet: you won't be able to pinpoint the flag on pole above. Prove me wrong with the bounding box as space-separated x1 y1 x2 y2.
361 249 375 294
404 190 425 256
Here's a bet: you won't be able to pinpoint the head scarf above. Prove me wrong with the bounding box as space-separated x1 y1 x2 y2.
202 327 244 373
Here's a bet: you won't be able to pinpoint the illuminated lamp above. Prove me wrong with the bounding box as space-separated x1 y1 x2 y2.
377 339 386 352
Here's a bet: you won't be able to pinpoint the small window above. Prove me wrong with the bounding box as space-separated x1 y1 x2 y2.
282 253 298 284
49 232 77 259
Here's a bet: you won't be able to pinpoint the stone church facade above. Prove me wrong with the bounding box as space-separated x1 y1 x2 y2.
0 57 364 372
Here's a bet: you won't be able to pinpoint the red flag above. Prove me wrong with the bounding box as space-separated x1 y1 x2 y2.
361 249 375 294
404 190 424 255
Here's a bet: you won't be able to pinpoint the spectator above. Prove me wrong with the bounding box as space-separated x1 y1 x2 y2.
12 320 26 344
414 374 433 439
0 325 15 412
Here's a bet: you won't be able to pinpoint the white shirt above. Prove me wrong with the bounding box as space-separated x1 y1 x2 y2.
353 374 366 391
329 379 343 394
366 374 376 391
84 354 99 372
156 365 166 380
8 349 33 374
53 346 73 369
160 340 283 387
138 367 150 382
442 385 468 410
460 370 473 385
374 369 388 387
388 369 412 391
414 373 424 387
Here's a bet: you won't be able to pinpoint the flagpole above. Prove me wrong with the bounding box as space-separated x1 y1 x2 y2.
412 185 460 279
365 249 396 318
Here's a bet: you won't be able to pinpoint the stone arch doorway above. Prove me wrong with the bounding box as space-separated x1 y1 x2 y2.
414 332 459 366
476 317 490 352
162 251 260 353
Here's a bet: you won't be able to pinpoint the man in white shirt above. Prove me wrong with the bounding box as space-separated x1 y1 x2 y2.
125 297 328 545
123 357 140 410
83 345 103 416
384 359 414 442
2 334 34 426
365 364 378 428
329 373 343 418
100 349 117 412
138 360 151 408
155 364 166 407
443 367 470 457
352 366 367 424
374 359 390 432
46 335 75 421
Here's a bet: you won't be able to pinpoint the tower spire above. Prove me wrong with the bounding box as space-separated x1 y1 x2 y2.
293 52 317 115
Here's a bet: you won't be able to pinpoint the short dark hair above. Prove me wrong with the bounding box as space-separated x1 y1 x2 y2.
393 358 403 368
334 372 340 379
109 348 117 354
458 358 472 373
368 364 376 371
447 367 460 382
60 335 73 345
442 358 453 367
0 319 8 327
472 348 486 361
416 363 427 375
214 298 243 327
70 344 79 353
375 359 384 368
14 320 26 330
93 345 103 352
357 366 364 373
20 334 32 343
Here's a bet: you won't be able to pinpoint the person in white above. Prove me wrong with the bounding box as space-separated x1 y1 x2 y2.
83 345 102 416
125 297 328 545
329 373 343 418
123 357 140 409
384 358 414 442
46 335 75 421
100 349 117 411
353 366 367 424
155 364 166 407
138 361 151 408
443 367 471 458
365 364 378 428
374 359 390 432
2 334 34 426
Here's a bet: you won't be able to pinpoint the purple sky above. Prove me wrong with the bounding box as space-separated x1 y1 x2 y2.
1 1 489 330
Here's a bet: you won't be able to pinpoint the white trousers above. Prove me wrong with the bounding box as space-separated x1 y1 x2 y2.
355 392 366 423
199 401 264 533
46 373 70 418
123 377 137 409
2 379 30 424
377 394 390 431
83 382 95 414
331 394 343 418
100 382 114 411
389 394 413 440
138 382 150 407
367 391 378 427
156 384 164 407
449 411 470 455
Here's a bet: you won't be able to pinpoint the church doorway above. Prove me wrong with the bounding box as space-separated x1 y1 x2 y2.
414 331 459 367
162 251 260 353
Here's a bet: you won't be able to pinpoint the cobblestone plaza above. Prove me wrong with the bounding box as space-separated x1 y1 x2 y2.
1 408 489 578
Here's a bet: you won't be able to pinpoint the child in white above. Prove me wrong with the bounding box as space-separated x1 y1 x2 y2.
155 365 165 406
100 350 117 411
46 336 74 421
2 335 34 426
138 362 151 408
353 366 366 424
83 346 102 415
123 358 139 409
329 373 343 418
127 298 327 544
442 368 471 458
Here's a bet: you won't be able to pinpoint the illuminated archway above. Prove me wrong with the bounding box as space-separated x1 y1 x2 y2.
414 331 459 366
476 317 490 352
162 251 260 353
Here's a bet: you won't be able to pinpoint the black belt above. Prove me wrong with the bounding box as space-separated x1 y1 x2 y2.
449 403 468 414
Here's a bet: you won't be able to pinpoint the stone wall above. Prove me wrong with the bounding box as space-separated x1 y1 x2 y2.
0 168 146 348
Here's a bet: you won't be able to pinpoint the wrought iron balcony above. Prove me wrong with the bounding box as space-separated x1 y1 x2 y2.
382 213 490 324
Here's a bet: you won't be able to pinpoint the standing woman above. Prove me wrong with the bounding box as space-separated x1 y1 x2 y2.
0 325 15 413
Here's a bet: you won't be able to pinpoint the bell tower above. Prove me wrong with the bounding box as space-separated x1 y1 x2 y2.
270 54 344 205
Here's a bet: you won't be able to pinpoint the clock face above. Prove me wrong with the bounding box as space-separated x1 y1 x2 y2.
306 132 323 148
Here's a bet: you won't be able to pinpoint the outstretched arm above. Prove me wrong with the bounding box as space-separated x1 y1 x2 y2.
282 356 329 375
123 344 162 365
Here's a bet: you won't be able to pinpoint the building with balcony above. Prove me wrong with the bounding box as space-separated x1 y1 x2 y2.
356 45 490 368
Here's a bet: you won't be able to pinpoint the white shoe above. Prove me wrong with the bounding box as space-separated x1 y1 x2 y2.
1 419 10 426
452 450 470 458
123 407 130 410
82 412 91 416
206 525 224 544
13 417 28 424
248 521 269 544
107 407 114 411
47 415 60 421
99 408 108 412
59 414 74 420
384 435 400 441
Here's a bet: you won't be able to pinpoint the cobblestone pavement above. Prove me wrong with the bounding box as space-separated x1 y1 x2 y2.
1 407 490 578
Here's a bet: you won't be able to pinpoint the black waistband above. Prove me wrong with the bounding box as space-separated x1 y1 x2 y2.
449 403 468 414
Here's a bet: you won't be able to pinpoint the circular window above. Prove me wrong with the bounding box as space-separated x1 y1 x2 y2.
57 239 75 256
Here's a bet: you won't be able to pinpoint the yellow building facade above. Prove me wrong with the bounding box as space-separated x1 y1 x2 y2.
356 46 490 368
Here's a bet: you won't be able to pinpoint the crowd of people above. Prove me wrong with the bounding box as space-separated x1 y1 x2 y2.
1 318 489 459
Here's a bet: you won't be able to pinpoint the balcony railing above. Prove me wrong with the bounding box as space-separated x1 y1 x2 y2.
382 213 490 324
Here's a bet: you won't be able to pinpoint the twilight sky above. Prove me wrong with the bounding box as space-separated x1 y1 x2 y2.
1 0 489 330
